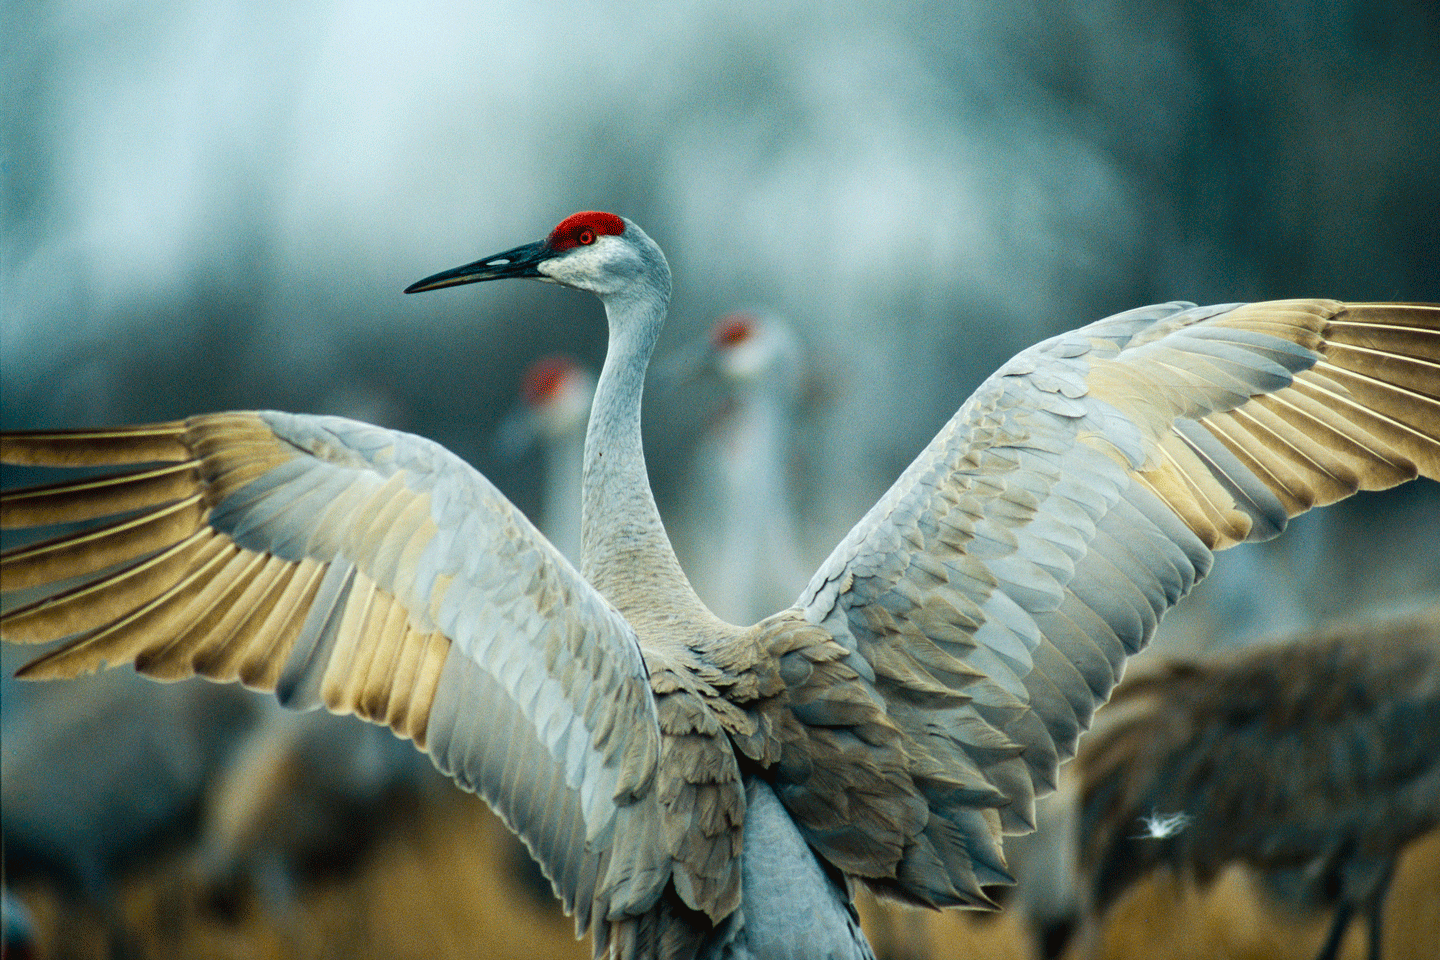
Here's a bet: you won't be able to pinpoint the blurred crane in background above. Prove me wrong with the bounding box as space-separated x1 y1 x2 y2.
497 354 597 565
666 311 813 625
189 700 430 910
1 674 256 907
1071 610 1440 960
2 211 1438 960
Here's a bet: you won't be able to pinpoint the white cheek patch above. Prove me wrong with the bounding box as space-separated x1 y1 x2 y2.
723 337 771 379
538 237 624 289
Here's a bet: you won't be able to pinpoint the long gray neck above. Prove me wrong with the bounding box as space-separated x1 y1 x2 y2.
581 287 713 630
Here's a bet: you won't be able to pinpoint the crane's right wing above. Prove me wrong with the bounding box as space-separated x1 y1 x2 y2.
0 412 668 938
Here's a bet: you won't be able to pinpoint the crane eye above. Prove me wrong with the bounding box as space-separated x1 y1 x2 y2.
578 228 596 245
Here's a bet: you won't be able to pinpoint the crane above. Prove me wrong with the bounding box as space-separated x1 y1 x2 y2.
1071 610 1440 960
497 354 597 564
669 311 811 625
2 210 1438 960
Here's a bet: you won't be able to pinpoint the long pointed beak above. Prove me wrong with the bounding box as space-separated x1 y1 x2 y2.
404 239 550 294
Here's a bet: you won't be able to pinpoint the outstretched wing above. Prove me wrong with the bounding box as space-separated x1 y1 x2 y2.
0 411 668 937
774 300 1439 907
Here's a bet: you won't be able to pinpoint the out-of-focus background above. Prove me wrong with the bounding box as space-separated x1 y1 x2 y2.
3 1 1438 958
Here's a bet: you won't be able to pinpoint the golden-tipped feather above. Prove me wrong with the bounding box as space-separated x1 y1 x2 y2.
0 414 449 745
0 421 190 466
1093 301 1439 549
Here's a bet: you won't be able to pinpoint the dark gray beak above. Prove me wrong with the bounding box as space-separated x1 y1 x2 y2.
405 239 550 294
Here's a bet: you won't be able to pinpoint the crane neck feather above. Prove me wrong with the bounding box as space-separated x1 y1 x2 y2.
580 276 717 633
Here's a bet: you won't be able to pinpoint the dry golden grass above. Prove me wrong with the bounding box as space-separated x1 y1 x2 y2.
9 788 586 960
18 780 1432 960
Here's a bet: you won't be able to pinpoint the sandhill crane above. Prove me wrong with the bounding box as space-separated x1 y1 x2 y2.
1071 610 1440 960
497 354 597 564
2 210 1438 960
669 311 811 625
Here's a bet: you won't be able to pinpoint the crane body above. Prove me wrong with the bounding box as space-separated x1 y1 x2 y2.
1074 611 1440 960
3 211 1438 960
699 779 874 960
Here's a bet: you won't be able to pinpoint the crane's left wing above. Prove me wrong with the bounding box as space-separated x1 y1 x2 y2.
765 300 1438 909
0 412 676 939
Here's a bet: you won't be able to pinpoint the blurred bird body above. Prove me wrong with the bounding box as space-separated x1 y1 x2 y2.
1 886 35 960
1071 827 1440 960
192 701 429 903
0 671 256 900
2 211 1438 959
1073 611 1440 960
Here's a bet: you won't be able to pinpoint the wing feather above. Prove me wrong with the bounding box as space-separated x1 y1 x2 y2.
188 554 299 681
0 493 207 590
238 558 327 691
781 299 1438 908
276 555 357 709
1 411 676 943
6 530 225 645
136 547 275 680
0 422 190 465
0 461 199 528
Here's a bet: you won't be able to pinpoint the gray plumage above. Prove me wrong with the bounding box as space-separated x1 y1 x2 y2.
699 780 874 960
3 210 1438 959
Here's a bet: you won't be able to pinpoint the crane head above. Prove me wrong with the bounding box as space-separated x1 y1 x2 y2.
404 211 669 303
710 311 804 389
522 355 595 433
522 354 586 409
495 354 595 462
